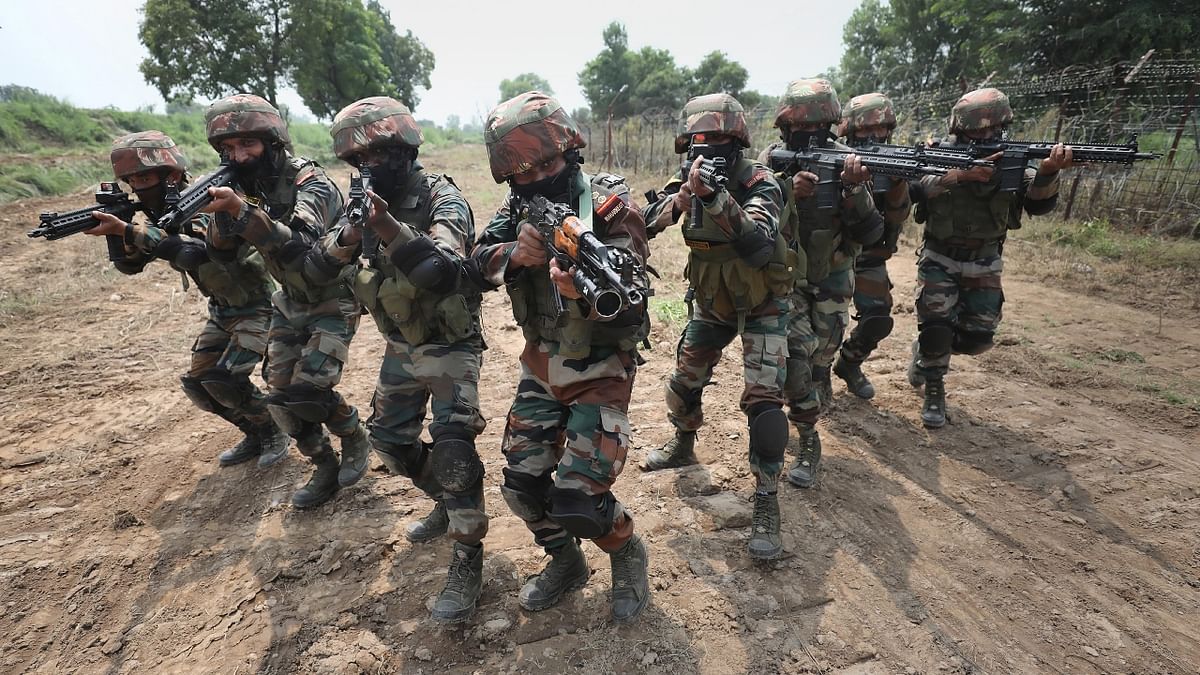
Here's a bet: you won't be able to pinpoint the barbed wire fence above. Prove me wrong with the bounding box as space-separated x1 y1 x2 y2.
584 50 1200 237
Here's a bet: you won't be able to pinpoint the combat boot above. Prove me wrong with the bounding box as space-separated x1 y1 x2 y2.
430 541 483 623
907 339 925 388
337 422 370 487
609 534 649 622
813 365 834 412
405 501 449 543
519 539 591 611
921 377 947 429
640 430 698 471
218 423 261 467
787 423 822 488
834 355 875 400
748 490 783 560
292 442 340 509
257 422 290 468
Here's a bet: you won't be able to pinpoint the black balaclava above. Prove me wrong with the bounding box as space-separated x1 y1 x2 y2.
510 149 581 205
232 141 286 194
786 126 834 151
366 147 417 199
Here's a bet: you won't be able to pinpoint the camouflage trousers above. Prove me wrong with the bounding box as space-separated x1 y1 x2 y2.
501 339 637 554
369 333 488 544
914 249 1004 379
266 291 361 450
665 296 789 484
840 250 894 363
187 300 273 428
786 266 852 425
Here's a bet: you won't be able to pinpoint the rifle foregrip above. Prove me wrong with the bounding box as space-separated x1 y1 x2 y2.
105 234 126 262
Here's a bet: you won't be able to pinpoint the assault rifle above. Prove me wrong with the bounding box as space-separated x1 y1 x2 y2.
28 182 141 261
767 141 951 210
346 167 379 260
842 142 995 195
157 159 237 234
522 193 649 321
929 135 1161 192
681 142 729 228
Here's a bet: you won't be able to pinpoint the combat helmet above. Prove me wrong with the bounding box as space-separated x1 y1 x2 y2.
674 93 751 153
330 96 424 161
484 91 586 184
775 79 841 129
950 88 1012 133
204 94 291 150
110 130 188 180
839 92 897 138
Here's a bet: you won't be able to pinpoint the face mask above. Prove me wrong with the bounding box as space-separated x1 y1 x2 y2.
849 134 890 148
364 150 414 198
134 181 168 220
693 141 739 165
232 145 281 192
511 160 575 203
787 128 830 151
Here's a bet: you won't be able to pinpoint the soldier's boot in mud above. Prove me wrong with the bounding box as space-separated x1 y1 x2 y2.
787 423 822 489
218 422 263 467
907 339 925 388
518 539 591 612
256 422 290 468
834 355 875 400
292 437 341 509
609 534 650 622
748 490 783 560
921 377 947 429
337 422 370 487
405 500 450 543
813 365 834 412
640 430 698 471
430 541 483 623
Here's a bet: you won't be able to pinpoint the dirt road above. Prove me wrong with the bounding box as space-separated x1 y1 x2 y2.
1 145 1197 674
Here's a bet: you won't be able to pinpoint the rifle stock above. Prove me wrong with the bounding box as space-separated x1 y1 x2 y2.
28 182 141 261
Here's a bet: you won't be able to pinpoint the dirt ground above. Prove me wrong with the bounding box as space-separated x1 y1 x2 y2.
1 145 1197 674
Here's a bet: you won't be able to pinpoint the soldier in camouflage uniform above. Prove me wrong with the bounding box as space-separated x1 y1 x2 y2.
319 96 489 622
86 131 287 468
642 93 796 560
471 91 653 622
908 88 1071 427
200 94 370 509
833 93 912 400
761 79 882 488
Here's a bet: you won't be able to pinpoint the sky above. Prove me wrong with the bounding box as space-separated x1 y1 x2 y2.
0 1 861 125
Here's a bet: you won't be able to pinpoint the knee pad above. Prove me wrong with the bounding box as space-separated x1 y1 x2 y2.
854 312 894 347
546 487 616 540
373 441 428 478
180 375 221 413
747 403 788 463
267 402 304 437
918 323 954 359
282 383 335 423
953 330 994 356
199 367 252 409
784 358 812 398
431 436 483 493
501 468 550 524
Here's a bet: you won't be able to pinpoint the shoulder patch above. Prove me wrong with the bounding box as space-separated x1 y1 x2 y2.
744 169 770 189
594 190 627 223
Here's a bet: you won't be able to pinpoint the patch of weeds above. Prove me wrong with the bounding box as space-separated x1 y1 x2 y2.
1095 348 1145 364
651 297 688 330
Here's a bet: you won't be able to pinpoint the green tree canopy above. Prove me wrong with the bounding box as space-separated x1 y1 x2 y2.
579 22 634 116
498 73 554 102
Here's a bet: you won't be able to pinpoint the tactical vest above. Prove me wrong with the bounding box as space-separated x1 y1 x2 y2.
922 177 1021 243
190 245 275 307
353 171 482 346
776 141 860 285
259 157 355 304
506 171 650 359
684 157 798 317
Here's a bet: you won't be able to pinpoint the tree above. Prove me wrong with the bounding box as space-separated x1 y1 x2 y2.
498 73 554 102
579 22 634 117
690 51 749 98
365 1 434 109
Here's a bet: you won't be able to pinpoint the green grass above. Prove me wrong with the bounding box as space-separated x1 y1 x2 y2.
1094 348 1145 364
1016 216 1200 271
651 297 688 331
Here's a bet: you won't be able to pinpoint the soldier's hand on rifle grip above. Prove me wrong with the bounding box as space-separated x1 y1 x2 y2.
549 258 583 300
841 154 871 185
202 186 245 216
792 171 820 200
510 222 548 270
686 156 715 199
365 190 402 242
85 211 127 237
944 151 1001 185
671 182 693 221
1038 144 1074 174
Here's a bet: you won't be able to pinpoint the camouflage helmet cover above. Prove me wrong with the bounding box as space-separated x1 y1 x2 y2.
775 78 841 128
674 93 751 153
110 130 188 180
330 96 424 160
950 87 1013 132
838 92 897 137
204 93 291 150
484 91 586 183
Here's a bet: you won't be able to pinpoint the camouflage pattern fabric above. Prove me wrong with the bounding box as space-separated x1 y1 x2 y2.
914 251 1004 378
330 96 423 160
110 131 187 179
786 286 820 425
809 266 854 369
840 255 894 364
838 93 897 138
775 79 841 128
189 303 274 427
501 339 637 554
664 297 789 483
673 93 752 153
205 94 291 149
484 91 586 183
950 88 1013 133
